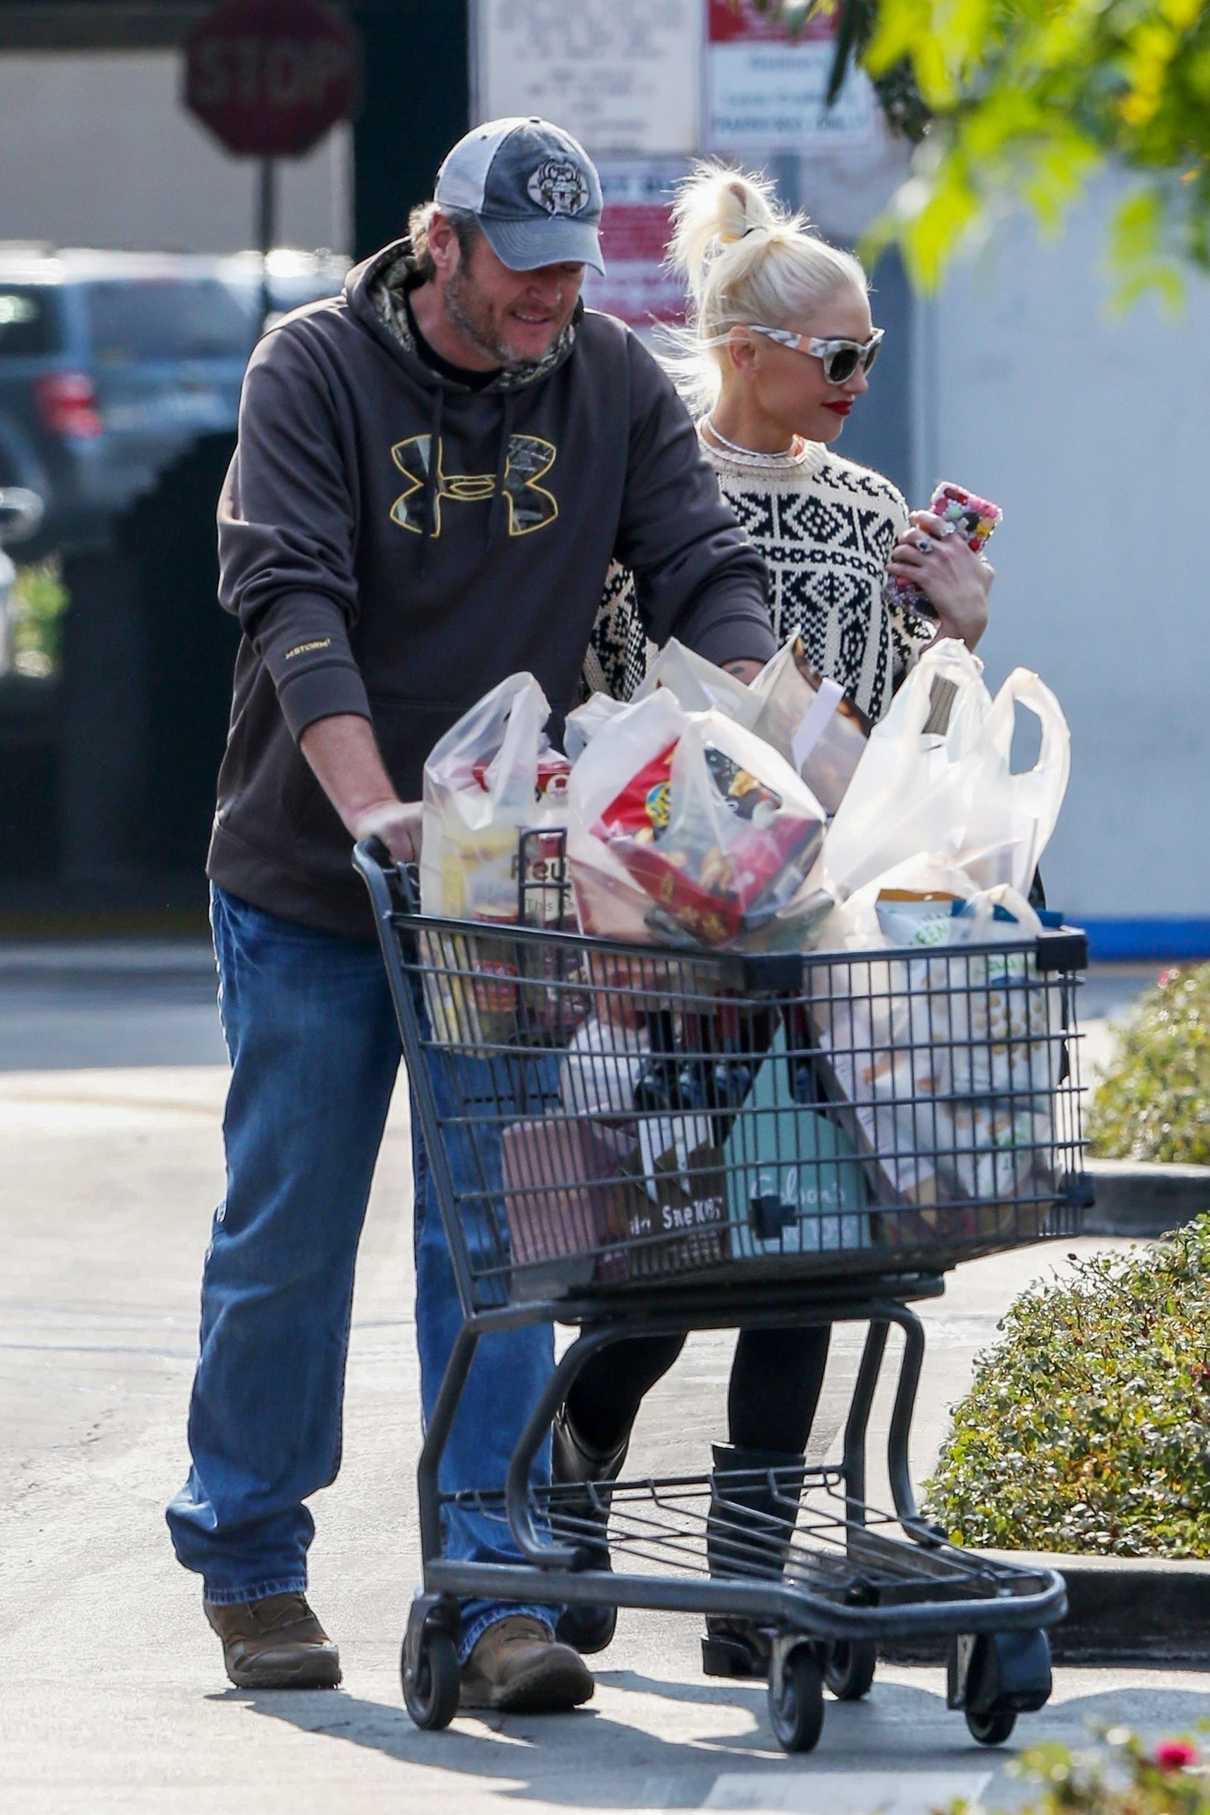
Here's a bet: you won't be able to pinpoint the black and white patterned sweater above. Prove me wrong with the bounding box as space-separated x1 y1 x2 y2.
585 435 935 720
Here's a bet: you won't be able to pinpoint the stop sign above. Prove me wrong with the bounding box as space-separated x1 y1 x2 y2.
184 0 360 158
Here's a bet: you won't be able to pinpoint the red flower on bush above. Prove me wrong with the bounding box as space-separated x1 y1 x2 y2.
1154 1739 1198 1771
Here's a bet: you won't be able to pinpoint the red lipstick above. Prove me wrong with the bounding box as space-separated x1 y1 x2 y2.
823 401 852 416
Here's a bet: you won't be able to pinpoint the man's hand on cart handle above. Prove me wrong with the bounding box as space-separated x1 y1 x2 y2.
351 798 423 865
300 713 422 864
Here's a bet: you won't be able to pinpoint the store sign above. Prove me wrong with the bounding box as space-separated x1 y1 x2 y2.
583 159 690 330
705 0 877 152
475 0 700 155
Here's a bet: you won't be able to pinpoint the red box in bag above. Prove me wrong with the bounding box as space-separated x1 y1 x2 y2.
595 740 821 946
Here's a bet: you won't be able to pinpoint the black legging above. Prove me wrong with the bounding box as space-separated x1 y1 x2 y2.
565 1323 831 1458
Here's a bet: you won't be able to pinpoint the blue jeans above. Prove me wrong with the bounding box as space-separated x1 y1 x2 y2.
166 885 556 1659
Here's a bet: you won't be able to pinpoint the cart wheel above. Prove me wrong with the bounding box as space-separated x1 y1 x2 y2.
966 1703 1017 1747
768 1646 825 1754
824 1638 877 1701
402 1628 460 1731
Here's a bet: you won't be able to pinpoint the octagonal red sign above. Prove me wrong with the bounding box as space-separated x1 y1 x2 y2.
184 0 361 159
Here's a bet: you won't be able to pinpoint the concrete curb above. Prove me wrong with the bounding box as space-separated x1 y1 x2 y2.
0 938 213 975
1083 1157 1209 1238
881 1550 1210 1666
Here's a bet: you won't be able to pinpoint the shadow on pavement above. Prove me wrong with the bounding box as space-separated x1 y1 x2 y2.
221 1679 844 1804
213 1669 1210 1805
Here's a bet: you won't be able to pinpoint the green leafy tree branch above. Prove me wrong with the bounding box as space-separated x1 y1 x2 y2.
750 0 1210 296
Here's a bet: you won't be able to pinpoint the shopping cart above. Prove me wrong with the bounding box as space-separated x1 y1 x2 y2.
354 834 1091 1754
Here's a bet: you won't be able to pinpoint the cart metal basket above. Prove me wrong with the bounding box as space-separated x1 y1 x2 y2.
354 835 1090 1754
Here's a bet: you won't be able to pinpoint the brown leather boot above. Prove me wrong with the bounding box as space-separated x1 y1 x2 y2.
204 1593 342 1689
459 1615 594 1713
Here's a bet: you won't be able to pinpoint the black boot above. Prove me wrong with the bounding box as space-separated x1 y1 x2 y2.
551 1404 630 1656
702 1443 804 1679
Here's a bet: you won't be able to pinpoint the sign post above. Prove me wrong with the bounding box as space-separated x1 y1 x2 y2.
182 0 361 327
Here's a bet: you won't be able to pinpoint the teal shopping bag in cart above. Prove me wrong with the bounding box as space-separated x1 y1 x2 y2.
723 1024 870 1260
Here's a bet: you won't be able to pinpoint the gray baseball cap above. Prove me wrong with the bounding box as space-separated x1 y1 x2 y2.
435 117 606 275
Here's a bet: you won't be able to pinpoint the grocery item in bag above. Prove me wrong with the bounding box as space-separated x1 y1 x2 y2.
569 691 827 948
420 673 571 1045
502 1009 727 1288
750 635 871 814
809 863 1064 1254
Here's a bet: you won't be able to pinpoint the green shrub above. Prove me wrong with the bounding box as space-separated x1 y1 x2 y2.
9 558 69 676
925 1216 1210 1557
1088 964 1210 1165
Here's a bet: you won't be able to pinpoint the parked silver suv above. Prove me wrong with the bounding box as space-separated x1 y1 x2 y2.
0 247 254 558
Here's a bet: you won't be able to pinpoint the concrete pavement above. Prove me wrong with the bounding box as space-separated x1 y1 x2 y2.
3 951 1203 1814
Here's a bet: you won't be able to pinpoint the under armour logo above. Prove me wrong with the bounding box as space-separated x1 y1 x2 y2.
389 433 559 538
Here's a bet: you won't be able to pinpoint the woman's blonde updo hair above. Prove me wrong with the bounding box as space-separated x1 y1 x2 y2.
662 162 868 415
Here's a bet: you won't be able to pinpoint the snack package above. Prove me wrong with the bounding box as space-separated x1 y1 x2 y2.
750 635 872 815
567 691 828 949
887 480 1002 614
808 860 1065 1255
420 673 572 1045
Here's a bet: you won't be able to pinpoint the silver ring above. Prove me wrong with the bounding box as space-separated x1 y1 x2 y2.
916 537 934 554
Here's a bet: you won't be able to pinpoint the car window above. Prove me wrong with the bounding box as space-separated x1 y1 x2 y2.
84 278 252 362
0 286 60 358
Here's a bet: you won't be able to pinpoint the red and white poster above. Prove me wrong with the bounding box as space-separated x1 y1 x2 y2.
705 0 877 152
707 0 837 43
582 158 691 332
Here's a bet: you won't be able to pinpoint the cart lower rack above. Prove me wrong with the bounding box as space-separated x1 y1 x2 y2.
354 839 1089 1754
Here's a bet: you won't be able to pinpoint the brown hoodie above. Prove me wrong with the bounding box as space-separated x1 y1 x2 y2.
207 240 773 935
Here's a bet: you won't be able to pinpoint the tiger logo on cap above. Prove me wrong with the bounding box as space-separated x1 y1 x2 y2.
526 158 590 217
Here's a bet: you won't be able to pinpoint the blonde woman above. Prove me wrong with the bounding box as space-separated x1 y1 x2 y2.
558 165 993 1675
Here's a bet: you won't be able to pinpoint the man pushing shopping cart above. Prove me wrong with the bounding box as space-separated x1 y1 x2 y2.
167 116 778 1713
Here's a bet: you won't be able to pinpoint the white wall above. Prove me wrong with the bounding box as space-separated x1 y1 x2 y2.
0 52 350 253
916 176 1210 924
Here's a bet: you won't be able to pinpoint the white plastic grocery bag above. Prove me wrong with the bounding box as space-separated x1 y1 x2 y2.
633 637 765 730
566 689 687 945
563 691 629 761
822 643 1071 904
808 857 1063 1250
420 673 571 1044
749 635 872 815
567 690 828 949
951 668 1071 898
820 640 993 898
421 671 569 917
